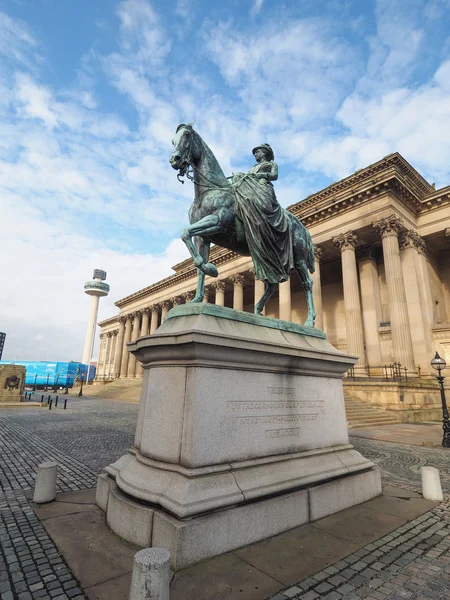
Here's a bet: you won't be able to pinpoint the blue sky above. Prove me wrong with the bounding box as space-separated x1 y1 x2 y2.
1 0 450 360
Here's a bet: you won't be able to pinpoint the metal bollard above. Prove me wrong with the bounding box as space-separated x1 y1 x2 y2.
64 398 67 410
33 461 58 503
421 466 443 501
48 394 51 402
41 394 44 402
49 398 53 410
55 396 58 407
129 548 170 600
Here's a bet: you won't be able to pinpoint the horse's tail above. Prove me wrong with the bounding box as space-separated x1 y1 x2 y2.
307 233 315 274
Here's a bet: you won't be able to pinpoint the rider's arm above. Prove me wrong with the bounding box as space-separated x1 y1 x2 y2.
256 162 278 182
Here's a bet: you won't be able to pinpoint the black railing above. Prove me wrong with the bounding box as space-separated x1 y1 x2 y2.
346 362 421 382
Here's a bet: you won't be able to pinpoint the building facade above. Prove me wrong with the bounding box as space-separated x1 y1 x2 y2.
97 153 450 388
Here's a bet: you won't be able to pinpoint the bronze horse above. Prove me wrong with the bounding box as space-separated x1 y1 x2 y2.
169 124 316 326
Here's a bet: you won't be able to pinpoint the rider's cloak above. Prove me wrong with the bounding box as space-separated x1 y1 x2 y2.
232 161 295 284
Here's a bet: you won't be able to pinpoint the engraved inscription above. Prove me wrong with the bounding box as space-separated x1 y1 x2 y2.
266 428 302 439
236 414 318 426
267 386 295 396
228 401 323 411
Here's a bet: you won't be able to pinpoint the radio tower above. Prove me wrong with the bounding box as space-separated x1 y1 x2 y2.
82 270 110 370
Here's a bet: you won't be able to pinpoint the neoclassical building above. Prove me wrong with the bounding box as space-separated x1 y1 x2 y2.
97 153 450 414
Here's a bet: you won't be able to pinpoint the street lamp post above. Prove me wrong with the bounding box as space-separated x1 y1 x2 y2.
53 373 60 393
430 351 450 448
33 374 37 392
45 374 50 391
65 373 70 395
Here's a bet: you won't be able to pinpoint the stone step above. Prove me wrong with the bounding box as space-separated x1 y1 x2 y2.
348 420 401 429
344 394 402 428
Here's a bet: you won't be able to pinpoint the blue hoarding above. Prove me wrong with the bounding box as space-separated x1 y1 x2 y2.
0 361 96 387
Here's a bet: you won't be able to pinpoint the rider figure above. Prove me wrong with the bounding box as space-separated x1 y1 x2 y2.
233 143 295 284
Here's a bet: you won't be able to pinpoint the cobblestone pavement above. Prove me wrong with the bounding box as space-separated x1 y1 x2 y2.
1 398 450 600
0 397 136 600
270 499 450 600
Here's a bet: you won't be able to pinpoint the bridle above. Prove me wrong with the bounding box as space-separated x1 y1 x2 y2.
174 126 231 192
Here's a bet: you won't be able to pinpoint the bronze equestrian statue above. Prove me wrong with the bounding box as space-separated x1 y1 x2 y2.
169 123 316 327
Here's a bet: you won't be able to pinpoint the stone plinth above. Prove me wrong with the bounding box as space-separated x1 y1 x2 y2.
97 304 381 569
0 364 25 403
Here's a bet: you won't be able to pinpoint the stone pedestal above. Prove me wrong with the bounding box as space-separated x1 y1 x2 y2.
97 304 381 569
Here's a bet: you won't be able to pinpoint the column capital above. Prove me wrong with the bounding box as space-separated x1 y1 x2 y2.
107 331 114 338
172 296 183 306
150 303 160 313
400 230 426 254
211 280 226 292
100 333 107 340
230 273 246 286
162 300 172 310
143 306 152 316
113 329 119 336
182 291 195 302
134 310 142 319
125 312 134 321
445 228 450 238
314 245 324 262
333 232 358 251
373 214 404 239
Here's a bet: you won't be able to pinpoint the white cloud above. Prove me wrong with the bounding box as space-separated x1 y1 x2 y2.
250 0 264 18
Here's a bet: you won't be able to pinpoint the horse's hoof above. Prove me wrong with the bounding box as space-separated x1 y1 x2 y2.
190 296 203 303
204 263 218 277
254 307 263 316
304 319 315 328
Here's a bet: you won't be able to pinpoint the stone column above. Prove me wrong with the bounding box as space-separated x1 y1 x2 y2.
127 311 142 378
108 331 118 379
102 332 114 380
212 281 226 306
231 274 245 311
399 231 433 372
279 280 292 322
120 315 133 378
161 301 171 322
443 229 450 321
97 334 108 380
333 232 366 366
136 309 151 378
312 246 324 330
150 305 160 334
358 247 382 366
202 287 211 304
252 269 265 315
374 216 415 371
114 317 126 379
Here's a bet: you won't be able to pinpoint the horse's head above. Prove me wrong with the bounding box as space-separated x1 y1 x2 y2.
170 123 201 175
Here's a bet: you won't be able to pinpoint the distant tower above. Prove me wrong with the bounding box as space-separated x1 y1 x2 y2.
82 270 110 365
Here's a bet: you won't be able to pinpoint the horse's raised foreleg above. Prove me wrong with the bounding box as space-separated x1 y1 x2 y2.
254 281 278 316
181 215 222 277
191 237 210 303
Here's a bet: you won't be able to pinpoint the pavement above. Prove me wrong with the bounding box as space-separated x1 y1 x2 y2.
0 395 449 600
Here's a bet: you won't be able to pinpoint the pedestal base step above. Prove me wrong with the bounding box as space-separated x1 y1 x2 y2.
97 467 381 570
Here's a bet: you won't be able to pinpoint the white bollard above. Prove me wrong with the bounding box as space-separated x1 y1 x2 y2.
129 548 170 600
421 466 443 501
33 461 58 503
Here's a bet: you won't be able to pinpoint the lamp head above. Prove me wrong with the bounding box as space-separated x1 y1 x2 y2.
431 351 446 373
